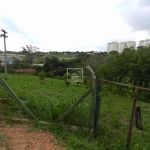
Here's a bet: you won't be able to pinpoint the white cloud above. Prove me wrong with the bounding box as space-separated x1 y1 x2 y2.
0 0 149 52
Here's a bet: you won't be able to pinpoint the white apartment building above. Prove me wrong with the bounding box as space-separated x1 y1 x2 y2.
139 39 150 47
107 42 119 53
119 41 136 53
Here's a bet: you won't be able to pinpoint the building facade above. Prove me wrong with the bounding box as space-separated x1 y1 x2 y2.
119 41 136 53
107 42 119 53
139 39 150 47
107 39 150 53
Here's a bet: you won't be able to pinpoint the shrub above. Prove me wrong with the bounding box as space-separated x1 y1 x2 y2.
38 71 46 84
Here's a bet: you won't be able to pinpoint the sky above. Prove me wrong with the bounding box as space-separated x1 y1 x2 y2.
0 0 149 52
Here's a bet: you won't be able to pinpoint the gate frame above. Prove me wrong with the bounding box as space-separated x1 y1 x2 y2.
57 66 101 135
102 79 150 149
0 76 36 120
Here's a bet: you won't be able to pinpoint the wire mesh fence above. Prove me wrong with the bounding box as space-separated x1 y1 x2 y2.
0 73 92 127
100 80 150 149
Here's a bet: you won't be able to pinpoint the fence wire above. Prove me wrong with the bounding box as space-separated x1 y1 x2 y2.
100 81 150 149
0 73 92 127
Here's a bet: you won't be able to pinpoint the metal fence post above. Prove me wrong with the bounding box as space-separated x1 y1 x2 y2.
0 76 36 120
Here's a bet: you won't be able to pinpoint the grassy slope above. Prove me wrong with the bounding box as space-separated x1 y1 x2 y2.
0 73 150 150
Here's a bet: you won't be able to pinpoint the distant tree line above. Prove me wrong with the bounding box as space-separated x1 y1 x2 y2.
94 46 150 101
1 45 150 86
1 45 150 100
1 45 89 79
96 46 150 86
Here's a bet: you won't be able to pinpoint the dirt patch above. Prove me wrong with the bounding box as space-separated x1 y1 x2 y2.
0 124 66 150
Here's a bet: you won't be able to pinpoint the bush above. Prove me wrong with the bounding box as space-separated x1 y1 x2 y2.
38 71 46 84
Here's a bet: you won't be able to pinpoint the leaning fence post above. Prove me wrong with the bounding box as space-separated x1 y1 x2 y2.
126 88 139 149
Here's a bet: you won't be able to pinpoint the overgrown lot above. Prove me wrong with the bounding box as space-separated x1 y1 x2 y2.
0 73 150 150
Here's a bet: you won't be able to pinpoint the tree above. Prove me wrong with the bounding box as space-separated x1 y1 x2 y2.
50 56 59 69
21 45 39 67
11 57 20 69
85 52 108 72
43 62 53 72
34 51 44 64
7 57 20 73
44 56 59 71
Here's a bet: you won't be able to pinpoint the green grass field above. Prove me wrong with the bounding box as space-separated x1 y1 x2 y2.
0 73 150 150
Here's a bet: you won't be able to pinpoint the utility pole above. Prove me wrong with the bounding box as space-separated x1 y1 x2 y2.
0 29 8 81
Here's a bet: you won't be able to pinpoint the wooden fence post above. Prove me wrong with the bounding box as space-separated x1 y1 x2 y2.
86 66 96 133
126 88 138 149
93 78 101 136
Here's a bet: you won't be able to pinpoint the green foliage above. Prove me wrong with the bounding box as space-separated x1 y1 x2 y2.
101 84 119 96
38 71 45 80
21 45 39 67
85 52 108 72
38 71 46 84
44 56 59 71
83 76 88 85
1 74 150 149
43 62 53 72
96 46 150 101
97 46 150 82
138 91 150 102
53 67 66 77
63 73 70 87
33 65 43 75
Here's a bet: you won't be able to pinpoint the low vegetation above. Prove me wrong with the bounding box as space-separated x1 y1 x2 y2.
0 74 150 149
0 45 150 149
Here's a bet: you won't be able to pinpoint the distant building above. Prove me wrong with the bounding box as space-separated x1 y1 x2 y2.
119 41 136 53
139 39 150 47
107 42 119 53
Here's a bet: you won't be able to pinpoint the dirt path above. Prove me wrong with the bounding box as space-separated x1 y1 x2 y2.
0 123 66 150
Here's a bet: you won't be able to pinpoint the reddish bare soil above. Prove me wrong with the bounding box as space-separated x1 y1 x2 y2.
0 124 66 150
